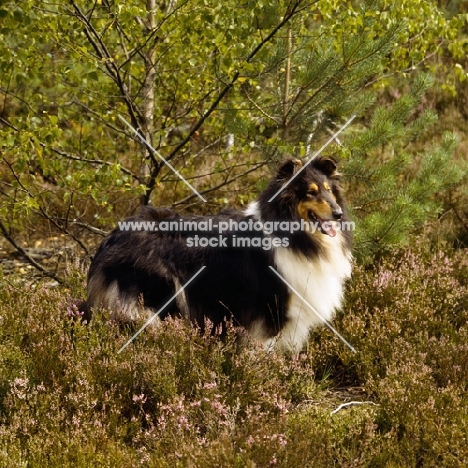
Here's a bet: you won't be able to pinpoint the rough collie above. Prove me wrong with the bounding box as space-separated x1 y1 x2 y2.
80 156 352 351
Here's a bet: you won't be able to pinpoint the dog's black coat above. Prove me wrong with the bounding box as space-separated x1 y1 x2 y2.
81 157 352 350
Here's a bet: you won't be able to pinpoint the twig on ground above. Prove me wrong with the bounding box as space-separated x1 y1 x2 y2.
331 401 378 415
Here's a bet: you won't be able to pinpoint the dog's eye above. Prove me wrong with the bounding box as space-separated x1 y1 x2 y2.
307 190 318 197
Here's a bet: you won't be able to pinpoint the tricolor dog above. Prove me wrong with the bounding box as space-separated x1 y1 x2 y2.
80 157 352 351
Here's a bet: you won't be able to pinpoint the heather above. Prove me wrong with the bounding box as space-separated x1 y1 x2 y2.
1 241 467 467
2 0 468 466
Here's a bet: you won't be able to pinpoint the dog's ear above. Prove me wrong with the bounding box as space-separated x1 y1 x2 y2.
315 157 340 178
277 158 303 180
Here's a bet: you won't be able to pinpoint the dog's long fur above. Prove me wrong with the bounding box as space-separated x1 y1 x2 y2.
80 157 352 351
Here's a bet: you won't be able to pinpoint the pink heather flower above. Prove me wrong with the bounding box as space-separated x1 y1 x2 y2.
66 303 83 317
132 394 147 404
373 270 393 292
203 382 217 389
11 377 29 399
177 416 191 430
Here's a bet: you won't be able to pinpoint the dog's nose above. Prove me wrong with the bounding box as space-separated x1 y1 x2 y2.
332 209 343 220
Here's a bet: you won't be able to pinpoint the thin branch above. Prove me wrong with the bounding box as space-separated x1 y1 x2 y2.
167 0 308 160
0 86 42 120
68 0 144 136
331 401 378 415
3 154 93 263
359 50 440 92
376 204 406 244
3 158 35 198
48 146 139 181
0 220 66 285
282 25 292 137
2 115 139 181
0 116 19 131
143 0 310 202
352 197 398 212
243 89 279 125
43 218 108 237
70 98 123 134
189 137 224 160
161 159 257 182
36 206 91 258
172 161 268 206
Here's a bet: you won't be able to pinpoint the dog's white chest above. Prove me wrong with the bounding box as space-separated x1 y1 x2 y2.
272 235 352 351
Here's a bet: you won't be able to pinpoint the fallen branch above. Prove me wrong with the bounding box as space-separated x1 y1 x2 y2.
331 401 378 415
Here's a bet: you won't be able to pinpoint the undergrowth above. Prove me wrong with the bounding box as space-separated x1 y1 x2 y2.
0 240 467 467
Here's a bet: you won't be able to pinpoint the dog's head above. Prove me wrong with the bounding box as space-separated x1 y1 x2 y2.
264 156 346 237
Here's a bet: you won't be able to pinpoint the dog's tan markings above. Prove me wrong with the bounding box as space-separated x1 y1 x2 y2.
308 183 319 193
298 200 334 221
297 202 308 222
322 182 337 201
